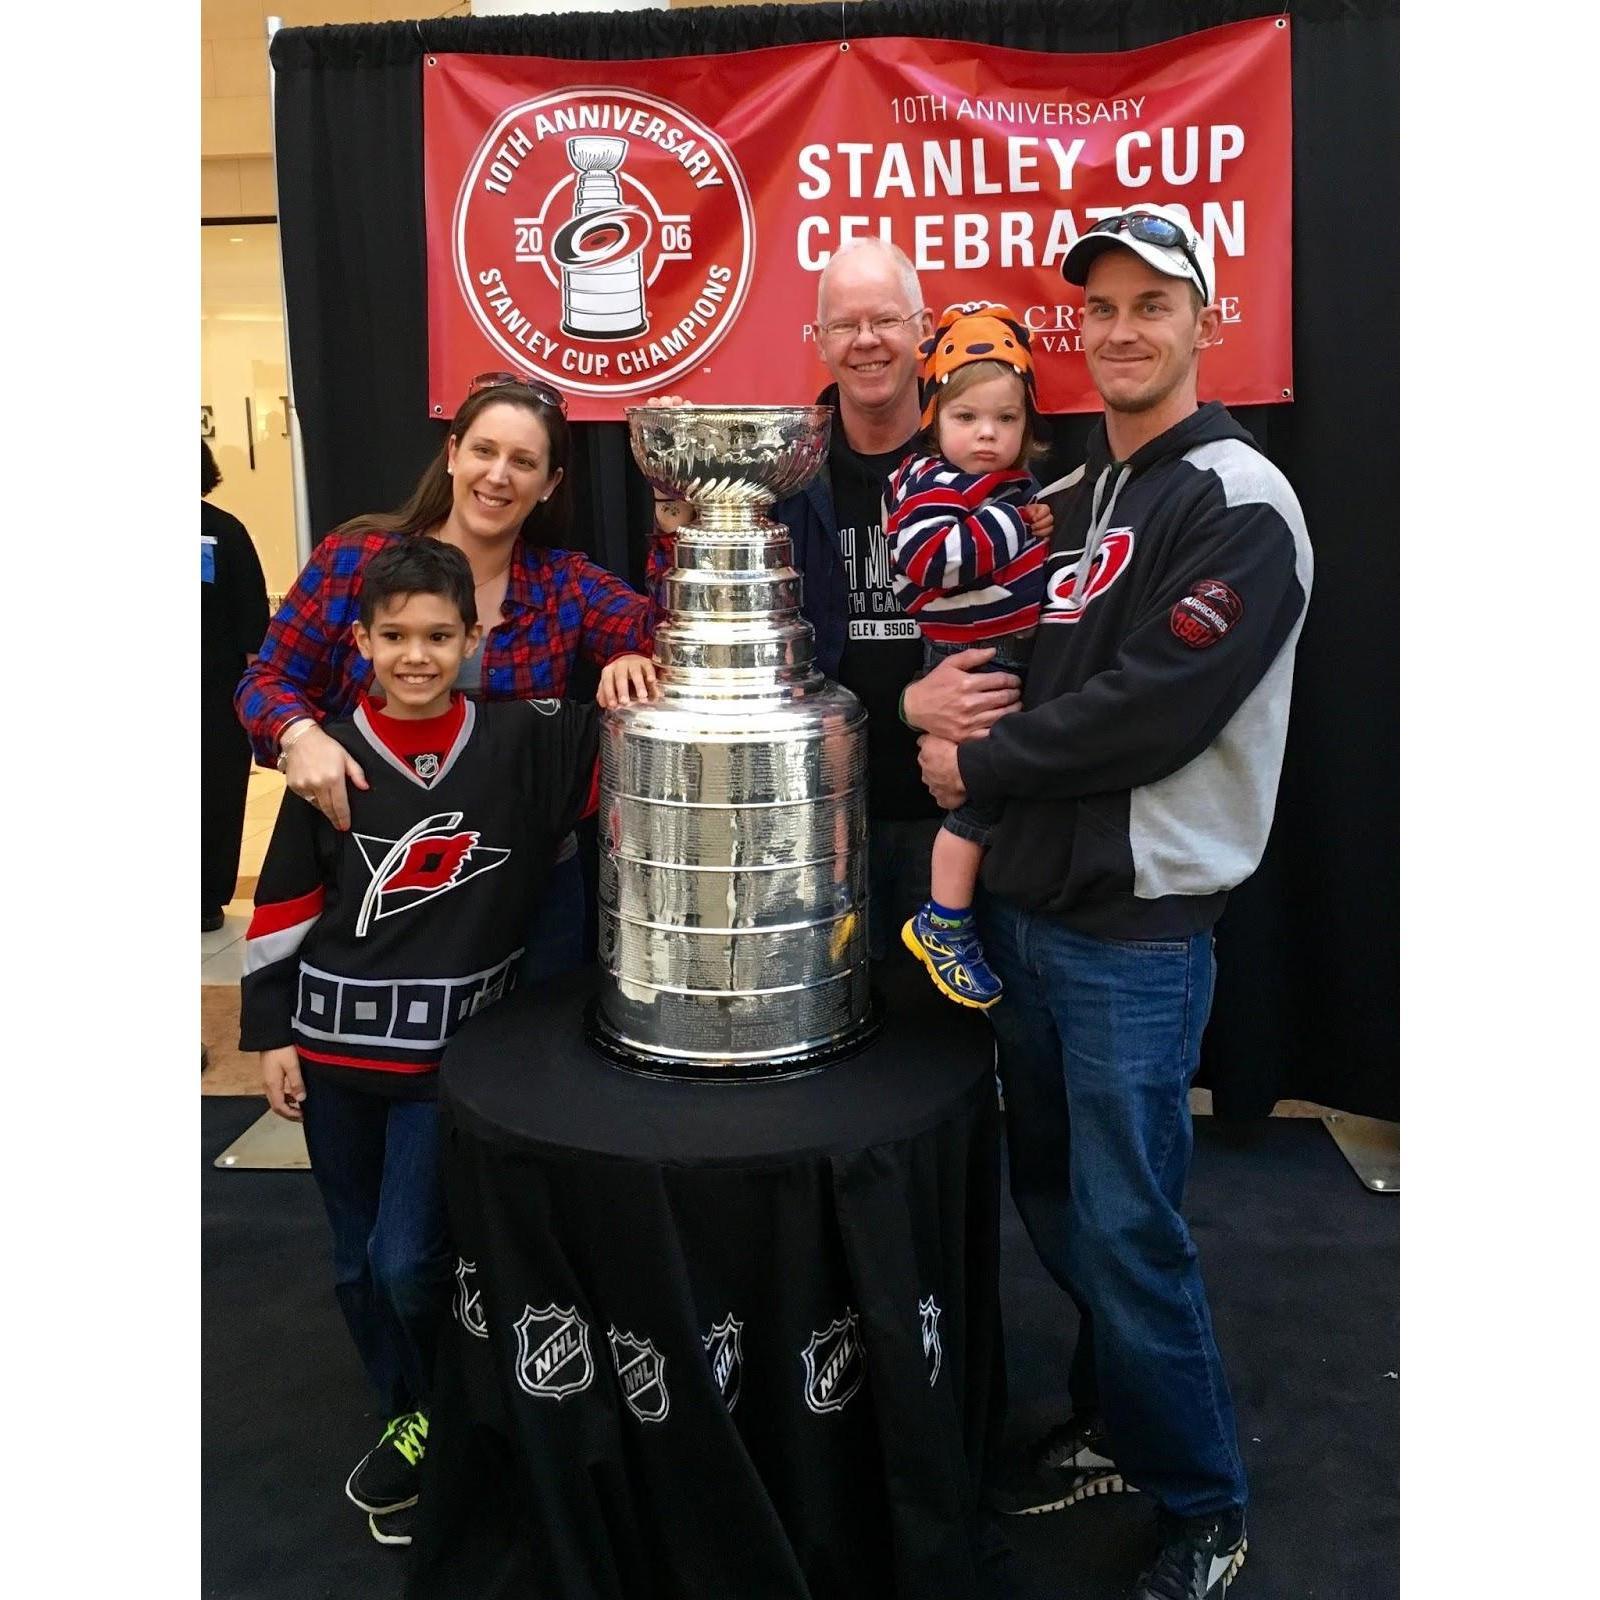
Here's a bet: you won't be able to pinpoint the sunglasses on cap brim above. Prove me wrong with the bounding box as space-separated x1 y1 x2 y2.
1086 213 1209 300
467 371 568 412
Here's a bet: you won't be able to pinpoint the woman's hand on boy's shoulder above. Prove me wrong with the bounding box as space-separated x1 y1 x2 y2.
283 722 368 833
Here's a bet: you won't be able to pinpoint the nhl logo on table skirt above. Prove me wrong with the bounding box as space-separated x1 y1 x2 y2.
802 1310 865 1415
609 1327 670 1422
453 1258 489 1339
702 1315 744 1412
919 1295 943 1387
513 1303 594 1400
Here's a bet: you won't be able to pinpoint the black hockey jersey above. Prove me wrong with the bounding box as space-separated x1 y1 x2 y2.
239 697 597 1087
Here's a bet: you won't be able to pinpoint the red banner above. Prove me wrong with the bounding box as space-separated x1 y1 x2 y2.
424 18 1292 421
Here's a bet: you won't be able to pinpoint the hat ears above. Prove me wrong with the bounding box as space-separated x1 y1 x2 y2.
919 302 1037 426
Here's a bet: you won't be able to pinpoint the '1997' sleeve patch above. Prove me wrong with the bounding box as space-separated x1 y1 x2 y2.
1170 579 1242 649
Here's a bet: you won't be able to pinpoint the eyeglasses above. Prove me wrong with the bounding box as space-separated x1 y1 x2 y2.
467 371 568 412
1086 213 1209 300
813 312 922 344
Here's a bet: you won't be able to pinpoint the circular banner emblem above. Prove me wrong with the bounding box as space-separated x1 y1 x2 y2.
452 89 755 398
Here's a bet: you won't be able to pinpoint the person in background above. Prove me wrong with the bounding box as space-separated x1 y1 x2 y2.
202 439 269 932
234 374 653 982
922 206 1313 1599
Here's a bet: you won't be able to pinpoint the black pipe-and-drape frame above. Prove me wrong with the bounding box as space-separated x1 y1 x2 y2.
269 0 1398 1119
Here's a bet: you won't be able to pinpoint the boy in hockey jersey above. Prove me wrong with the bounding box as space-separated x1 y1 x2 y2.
888 303 1051 1008
240 538 602 1544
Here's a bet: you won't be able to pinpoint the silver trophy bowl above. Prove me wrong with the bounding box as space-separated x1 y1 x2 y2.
590 405 878 1076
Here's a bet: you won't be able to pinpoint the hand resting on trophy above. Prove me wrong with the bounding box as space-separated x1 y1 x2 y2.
598 653 662 708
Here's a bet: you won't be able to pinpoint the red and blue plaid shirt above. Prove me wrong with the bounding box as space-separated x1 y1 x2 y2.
236 529 655 764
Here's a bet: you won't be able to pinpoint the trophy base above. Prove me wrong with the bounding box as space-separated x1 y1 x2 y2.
561 319 647 341
583 990 885 1083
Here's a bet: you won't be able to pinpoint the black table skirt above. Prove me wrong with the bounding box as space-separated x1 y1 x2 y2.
408 960 1006 1600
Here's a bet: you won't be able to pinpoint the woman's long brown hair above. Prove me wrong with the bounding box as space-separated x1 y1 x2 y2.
332 385 574 546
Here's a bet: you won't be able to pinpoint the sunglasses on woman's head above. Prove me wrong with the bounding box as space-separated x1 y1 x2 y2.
467 371 568 412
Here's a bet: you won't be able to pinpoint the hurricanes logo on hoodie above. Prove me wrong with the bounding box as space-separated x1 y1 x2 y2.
352 811 509 936
1041 528 1135 622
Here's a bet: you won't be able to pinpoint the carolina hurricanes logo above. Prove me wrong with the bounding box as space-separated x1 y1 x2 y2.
1041 528 1135 622
1170 578 1243 649
450 86 755 399
352 810 510 937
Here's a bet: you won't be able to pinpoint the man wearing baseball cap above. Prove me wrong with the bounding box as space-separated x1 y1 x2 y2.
916 205 1312 1599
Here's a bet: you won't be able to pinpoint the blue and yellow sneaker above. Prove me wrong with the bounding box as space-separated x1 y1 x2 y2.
901 905 1003 1009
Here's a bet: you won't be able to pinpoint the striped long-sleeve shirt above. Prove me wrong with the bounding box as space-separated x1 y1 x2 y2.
885 455 1046 644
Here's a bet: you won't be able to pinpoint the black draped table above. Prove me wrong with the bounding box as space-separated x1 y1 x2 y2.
407 959 1005 1600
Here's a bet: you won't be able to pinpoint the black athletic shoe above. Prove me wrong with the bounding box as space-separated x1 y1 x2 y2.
345 1411 428 1514
368 1503 416 1547
1133 1510 1247 1599
985 1415 1129 1515
201 910 225 933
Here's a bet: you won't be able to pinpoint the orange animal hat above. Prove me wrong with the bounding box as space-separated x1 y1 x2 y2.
919 302 1036 426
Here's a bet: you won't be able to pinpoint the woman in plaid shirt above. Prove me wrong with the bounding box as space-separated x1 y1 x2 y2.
235 374 653 978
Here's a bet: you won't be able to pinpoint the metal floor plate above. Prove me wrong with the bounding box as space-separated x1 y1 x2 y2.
213 1110 310 1170
1322 1112 1399 1193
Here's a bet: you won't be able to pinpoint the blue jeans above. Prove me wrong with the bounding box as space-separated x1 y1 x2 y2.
515 847 586 987
300 1074 452 1419
979 893 1247 1519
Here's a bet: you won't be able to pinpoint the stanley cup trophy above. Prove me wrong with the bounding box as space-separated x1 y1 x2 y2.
588 405 881 1078
556 137 648 341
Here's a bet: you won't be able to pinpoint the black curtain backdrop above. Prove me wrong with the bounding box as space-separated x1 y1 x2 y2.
270 0 1398 1119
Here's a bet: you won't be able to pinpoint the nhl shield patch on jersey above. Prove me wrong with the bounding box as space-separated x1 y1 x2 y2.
1170 578 1242 648
513 1303 594 1401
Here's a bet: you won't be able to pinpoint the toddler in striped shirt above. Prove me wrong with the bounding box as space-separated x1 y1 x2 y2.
887 303 1051 1009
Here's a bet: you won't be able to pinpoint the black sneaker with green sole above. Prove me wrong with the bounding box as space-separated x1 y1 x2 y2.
345 1411 428 1515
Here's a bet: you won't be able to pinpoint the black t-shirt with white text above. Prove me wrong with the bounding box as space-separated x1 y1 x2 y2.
828 426 937 822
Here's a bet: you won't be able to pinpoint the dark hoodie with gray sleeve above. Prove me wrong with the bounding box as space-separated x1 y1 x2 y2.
958 400 1312 940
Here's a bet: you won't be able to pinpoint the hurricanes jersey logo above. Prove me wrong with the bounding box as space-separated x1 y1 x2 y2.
352 810 509 937
1041 528 1135 622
